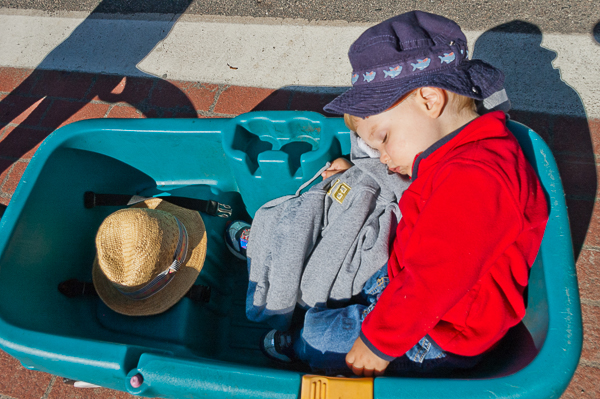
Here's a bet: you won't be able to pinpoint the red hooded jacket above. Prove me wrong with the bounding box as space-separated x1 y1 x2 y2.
360 111 548 359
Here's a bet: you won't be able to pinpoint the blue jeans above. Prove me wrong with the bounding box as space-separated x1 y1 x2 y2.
293 266 481 375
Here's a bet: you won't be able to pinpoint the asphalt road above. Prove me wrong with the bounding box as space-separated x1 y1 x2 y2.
0 0 598 34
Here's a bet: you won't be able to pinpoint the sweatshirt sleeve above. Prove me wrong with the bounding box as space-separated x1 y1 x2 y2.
360 160 524 359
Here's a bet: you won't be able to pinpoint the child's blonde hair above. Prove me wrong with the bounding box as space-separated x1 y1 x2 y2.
343 89 475 131
447 90 476 114
344 113 359 132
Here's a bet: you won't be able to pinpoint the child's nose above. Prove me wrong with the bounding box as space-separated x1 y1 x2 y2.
380 152 390 165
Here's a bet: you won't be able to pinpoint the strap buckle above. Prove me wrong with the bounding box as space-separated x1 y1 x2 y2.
217 203 232 218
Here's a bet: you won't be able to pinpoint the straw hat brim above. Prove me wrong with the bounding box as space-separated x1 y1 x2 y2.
92 198 207 316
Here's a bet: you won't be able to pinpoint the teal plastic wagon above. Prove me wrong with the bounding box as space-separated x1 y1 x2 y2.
0 111 582 398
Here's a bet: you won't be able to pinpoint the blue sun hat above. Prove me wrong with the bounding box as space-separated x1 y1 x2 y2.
324 11 508 118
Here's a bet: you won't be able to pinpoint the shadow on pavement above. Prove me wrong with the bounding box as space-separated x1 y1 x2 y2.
0 0 197 175
252 86 345 116
473 20 597 260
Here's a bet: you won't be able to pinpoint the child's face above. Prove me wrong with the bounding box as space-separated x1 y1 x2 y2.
353 92 442 177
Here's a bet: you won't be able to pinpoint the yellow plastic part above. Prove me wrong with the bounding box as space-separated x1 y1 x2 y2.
300 375 374 399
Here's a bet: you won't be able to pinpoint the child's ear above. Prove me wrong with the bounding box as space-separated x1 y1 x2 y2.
418 87 447 118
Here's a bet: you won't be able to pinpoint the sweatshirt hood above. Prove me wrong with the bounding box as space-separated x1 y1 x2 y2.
350 131 410 201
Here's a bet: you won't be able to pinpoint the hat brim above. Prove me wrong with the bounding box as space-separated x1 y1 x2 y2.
324 60 505 118
92 198 207 316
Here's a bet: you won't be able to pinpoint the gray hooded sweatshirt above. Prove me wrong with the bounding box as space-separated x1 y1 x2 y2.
246 132 410 330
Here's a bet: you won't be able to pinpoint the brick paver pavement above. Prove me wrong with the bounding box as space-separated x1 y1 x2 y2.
0 66 598 398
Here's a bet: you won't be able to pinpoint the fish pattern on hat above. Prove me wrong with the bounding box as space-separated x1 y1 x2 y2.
350 43 468 86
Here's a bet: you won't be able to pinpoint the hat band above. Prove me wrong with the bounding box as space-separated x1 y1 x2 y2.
115 217 189 301
351 43 468 86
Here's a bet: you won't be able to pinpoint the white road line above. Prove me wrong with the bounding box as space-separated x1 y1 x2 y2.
1 9 598 118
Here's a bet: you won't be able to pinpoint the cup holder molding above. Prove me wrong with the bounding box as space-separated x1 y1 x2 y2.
222 111 349 217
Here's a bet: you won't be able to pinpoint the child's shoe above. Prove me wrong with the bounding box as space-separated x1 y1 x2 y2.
224 221 250 260
260 329 296 363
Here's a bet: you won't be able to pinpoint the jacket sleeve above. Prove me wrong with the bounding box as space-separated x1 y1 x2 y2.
360 160 524 359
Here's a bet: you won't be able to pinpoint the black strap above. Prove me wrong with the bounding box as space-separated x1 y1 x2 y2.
58 278 97 298
58 278 211 303
84 191 231 218
185 284 211 303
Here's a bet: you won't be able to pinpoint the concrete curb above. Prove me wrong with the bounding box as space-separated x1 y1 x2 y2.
1 9 599 118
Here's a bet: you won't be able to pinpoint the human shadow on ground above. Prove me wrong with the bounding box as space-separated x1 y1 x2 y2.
473 20 597 260
0 0 196 175
251 86 345 116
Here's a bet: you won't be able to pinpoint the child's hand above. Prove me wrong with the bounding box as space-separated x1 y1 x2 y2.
322 158 353 179
346 336 390 377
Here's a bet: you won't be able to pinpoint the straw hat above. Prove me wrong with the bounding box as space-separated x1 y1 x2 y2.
92 198 207 316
